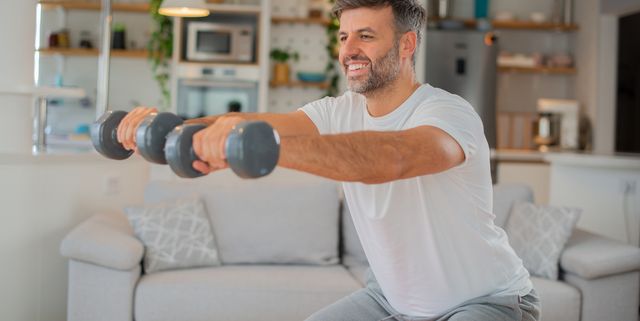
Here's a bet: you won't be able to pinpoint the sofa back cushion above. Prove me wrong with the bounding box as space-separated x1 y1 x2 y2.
144 169 340 265
341 203 368 267
492 183 534 228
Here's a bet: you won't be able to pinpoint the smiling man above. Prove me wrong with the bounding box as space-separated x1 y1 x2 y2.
116 1 540 320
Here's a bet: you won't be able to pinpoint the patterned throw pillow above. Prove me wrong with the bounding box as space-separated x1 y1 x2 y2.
505 202 581 280
124 196 221 273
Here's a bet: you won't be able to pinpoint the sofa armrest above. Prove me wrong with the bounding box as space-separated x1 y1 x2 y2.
60 212 144 271
560 228 640 279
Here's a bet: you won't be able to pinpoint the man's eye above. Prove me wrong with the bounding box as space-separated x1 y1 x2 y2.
361 35 373 40
339 36 347 42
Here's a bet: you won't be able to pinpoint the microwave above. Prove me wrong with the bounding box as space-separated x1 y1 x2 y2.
186 22 254 63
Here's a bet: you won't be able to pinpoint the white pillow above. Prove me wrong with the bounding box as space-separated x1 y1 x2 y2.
124 196 221 273
505 201 581 280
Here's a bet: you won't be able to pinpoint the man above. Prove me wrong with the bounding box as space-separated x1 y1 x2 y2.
117 1 540 320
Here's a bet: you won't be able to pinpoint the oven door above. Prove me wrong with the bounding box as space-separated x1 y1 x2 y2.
177 79 258 119
187 23 235 62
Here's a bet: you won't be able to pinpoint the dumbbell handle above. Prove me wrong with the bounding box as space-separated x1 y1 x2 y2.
165 121 280 179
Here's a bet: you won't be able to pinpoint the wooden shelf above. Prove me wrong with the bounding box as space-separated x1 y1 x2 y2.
38 48 150 58
39 1 150 12
431 18 578 31
498 66 576 74
492 20 579 31
271 16 331 26
270 80 329 89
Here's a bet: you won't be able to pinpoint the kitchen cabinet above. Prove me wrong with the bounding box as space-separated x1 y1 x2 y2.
547 154 640 245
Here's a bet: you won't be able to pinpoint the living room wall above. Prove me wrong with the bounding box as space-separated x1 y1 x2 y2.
0 2 151 321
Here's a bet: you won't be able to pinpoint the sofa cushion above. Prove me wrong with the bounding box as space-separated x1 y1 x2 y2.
505 202 581 280
144 169 340 265
341 203 368 266
134 265 363 321
530 276 580 321
492 183 534 228
124 196 221 273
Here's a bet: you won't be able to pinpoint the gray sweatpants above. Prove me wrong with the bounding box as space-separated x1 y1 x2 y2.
306 270 540 321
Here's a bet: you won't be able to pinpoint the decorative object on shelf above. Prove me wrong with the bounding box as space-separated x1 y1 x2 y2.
530 12 547 23
494 11 515 21
297 71 326 83
79 30 94 49
148 0 173 109
434 0 453 19
474 0 489 19
551 0 573 25
270 47 299 85
112 23 126 49
309 0 326 18
546 53 573 68
498 51 543 68
49 29 71 48
159 0 209 17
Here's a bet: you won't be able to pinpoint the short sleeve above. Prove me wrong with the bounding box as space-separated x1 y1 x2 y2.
411 99 485 165
298 96 337 135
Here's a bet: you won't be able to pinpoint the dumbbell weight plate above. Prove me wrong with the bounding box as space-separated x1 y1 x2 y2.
165 124 207 179
226 121 280 179
91 110 133 160
136 112 184 164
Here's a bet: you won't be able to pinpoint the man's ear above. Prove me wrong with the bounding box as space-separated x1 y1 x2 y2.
400 31 417 60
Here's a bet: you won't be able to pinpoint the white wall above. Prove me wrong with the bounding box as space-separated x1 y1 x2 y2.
0 0 37 154
0 156 149 321
0 2 151 321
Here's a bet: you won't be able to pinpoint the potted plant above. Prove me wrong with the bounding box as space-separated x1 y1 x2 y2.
270 48 299 85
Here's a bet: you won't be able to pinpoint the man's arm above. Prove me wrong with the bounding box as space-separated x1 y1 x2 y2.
278 125 465 184
186 111 318 137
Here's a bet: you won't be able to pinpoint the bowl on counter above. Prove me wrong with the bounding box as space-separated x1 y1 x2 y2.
297 72 327 83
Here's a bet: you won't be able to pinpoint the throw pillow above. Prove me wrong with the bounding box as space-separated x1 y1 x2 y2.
505 201 581 280
124 196 221 273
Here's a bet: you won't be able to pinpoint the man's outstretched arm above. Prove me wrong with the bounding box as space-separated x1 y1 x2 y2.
278 126 465 184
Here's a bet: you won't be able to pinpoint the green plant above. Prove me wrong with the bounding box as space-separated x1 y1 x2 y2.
147 0 173 110
113 22 126 32
270 48 300 63
324 1 340 97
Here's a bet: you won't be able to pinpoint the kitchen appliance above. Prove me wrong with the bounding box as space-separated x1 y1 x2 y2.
537 98 580 150
533 112 561 150
186 22 254 62
425 30 498 148
177 78 258 119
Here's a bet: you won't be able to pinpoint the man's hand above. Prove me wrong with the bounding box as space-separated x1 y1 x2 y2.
116 106 157 151
192 115 245 175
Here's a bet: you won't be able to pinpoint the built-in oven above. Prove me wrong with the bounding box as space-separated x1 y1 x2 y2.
186 22 254 63
176 78 258 119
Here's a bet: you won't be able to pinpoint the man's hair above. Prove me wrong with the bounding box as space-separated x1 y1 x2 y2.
332 0 427 64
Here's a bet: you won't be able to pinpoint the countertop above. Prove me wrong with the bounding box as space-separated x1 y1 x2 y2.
492 149 640 170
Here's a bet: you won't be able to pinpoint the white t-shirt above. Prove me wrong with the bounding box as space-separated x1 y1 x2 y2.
299 84 532 318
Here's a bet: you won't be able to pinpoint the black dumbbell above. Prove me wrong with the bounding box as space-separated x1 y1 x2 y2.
91 110 134 160
91 110 183 163
164 121 280 179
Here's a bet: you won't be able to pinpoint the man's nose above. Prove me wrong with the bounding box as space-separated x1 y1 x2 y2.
340 36 360 58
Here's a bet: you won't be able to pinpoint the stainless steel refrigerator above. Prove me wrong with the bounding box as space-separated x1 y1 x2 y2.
425 30 498 148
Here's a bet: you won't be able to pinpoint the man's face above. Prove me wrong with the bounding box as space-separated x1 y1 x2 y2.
338 7 401 94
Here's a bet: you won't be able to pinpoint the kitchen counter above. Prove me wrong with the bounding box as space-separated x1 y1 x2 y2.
492 149 640 169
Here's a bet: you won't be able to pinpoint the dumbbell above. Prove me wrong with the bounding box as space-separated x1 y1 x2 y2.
91 110 183 164
165 121 280 179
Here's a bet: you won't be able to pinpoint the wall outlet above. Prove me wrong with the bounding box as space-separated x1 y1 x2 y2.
104 174 120 196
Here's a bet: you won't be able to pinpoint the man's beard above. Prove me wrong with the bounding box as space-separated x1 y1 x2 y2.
344 40 401 95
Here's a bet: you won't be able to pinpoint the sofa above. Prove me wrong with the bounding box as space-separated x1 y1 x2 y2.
60 169 640 321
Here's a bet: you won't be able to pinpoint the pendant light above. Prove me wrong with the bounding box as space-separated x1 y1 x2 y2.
159 0 210 17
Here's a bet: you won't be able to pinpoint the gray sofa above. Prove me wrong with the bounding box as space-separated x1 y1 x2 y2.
60 169 640 321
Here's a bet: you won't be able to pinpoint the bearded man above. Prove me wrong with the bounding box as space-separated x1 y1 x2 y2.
117 1 540 320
